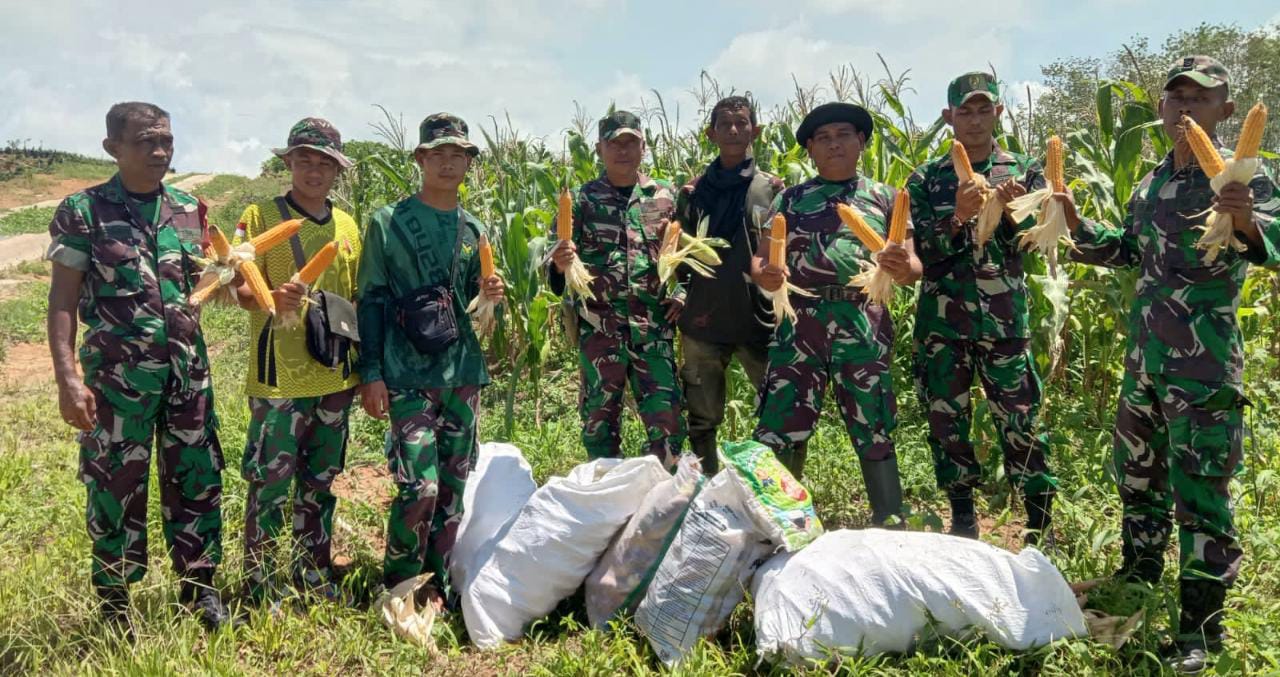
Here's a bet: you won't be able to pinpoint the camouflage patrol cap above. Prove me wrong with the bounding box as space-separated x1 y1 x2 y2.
947 72 1000 107
272 117 353 168
1163 55 1230 91
598 110 644 142
416 113 479 157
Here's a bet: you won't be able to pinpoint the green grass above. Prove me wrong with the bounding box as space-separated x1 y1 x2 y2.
193 174 290 230
0 295 1277 675
0 205 56 237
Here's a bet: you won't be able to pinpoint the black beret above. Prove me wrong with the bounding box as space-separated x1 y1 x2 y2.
796 102 874 147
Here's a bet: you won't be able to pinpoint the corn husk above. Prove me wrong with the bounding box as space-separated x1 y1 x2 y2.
466 234 499 336
952 142 1001 251
190 220 299 309
1184 106 1268 262
835 203 896 306
1070 579 1144 650
657 218 727 284
553 187 596 298
379 573 439 651
760 210 813 326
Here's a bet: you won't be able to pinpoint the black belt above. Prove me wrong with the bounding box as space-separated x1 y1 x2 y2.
815 285 864 302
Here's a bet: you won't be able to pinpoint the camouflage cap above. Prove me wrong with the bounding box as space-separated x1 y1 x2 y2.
947 72 1000 107
272 117 353 168
598 110 644 142
1163 55 1230 91
416 113 479 157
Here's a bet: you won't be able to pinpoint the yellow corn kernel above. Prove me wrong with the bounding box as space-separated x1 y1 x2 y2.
664 220 682 251
770 213 787 265
837 203 886 252
249 219 302 255
296 242 339 286
557 188 573 241
478 235 495 279
1182 115 1226 177
242 261 276 315
1046 136 1066 193
1236 102 1268 160
888 189 909 244
951 141 974 183
207 224 232 259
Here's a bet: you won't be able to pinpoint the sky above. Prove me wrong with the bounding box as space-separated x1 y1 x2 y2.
2 1 1278 175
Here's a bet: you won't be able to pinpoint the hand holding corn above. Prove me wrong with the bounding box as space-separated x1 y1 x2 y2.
1182 104 1268 261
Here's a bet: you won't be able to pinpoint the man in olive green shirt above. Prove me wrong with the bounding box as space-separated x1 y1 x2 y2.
356 113 503 609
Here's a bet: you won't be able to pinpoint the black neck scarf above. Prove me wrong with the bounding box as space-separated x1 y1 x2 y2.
691 157 756 240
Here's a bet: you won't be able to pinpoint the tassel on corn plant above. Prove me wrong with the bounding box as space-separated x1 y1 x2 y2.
762 212 813 326
657 217 727 285
837 200 901 306
189 219 301 312
1186 106 1267 262
1011 135 1074 275
952 142 1003 251
554 187 595 298
277 242 339 329
466 234 500 336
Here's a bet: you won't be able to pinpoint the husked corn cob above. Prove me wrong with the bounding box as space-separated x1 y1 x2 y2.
296 242 339 286
208 224 232 260
664 220 682 252
478 235 494 278
1182 116 1226 178
1045 136 1066 193
250 219 302 254
837 204 886 252
888 189 909 244
557 188 573 241
951 142 974 183
241 262 276 315
1236 103 1268 159
770 214 786 265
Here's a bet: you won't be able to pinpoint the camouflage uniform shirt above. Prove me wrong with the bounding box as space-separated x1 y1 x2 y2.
907 146 1045 341
46 174 212 393
1071 147 1280 383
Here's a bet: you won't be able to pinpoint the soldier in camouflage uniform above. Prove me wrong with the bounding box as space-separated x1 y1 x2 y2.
750 103 922 526
231 118 360 605
45 102 230 630
675 96 785 473
907 72 1058 544
356 114 504 609
1060 57 1280 672
549 110 687 467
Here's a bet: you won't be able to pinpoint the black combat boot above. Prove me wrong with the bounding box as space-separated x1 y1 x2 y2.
1023 491 1055 547
180 569 232 631
947 486 979 539
1113 537 1165 584
860 456 904 528
1167 579 1228 674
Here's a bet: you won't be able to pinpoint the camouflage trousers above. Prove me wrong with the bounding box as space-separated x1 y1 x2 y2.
914 337 1056 497
754 300 897 470
680 335 768 474
578 323 686 467
79 376 223 588
241 388 355 596
1114 371 1245 584
383 385 479 593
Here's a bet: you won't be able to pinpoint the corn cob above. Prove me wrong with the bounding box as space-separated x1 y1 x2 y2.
951 142 974 183
663 220 682 252
1182 116 1226 178
557 188 572 241
241 261 276 315
478 234 494 278
837 203 886 252
189 278 226 306
770 214 786 265
208 224 232 260
250 219 303 254
888 189 909 244
1045 135 1066 193
296 242 339 286
1236 103 1268 159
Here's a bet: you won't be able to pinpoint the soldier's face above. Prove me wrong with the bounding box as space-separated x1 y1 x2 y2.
598 134 644 178
707 106 759 161
417 145 472 191
285 148 339 202
105 116 173 188
944 98 1002 150
1160 80 1234 143
807 122 863 181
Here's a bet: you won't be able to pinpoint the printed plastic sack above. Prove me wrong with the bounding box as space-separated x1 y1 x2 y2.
585 454 704 629
753 529 1088 663
450 442 537 594
463 456 669 649
635 441 823 666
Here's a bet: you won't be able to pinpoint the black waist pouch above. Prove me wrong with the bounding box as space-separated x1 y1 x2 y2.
306 290 360 376
395 284 459 354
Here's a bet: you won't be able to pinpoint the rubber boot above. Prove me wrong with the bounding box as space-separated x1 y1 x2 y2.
689 432 719 475
180 570 232 631
860 456 904 528
1114 531 1165 584
1023 491 1055 547
1167 579 1228 674
96 584 130 625
947 486 979 538
774 443 807 481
